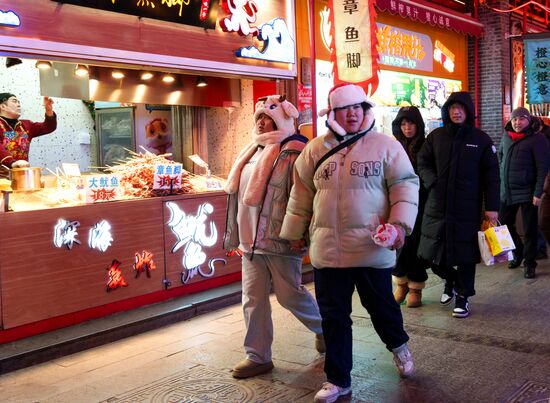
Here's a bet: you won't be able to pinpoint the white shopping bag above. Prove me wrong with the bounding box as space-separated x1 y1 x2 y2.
478 231 513 266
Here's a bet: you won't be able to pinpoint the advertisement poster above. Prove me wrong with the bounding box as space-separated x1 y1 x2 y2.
372 70 462 109
135 104 173 158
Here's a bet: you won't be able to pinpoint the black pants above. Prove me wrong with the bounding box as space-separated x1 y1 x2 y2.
314 267 409 388
500 200 539 268
431 263 476 297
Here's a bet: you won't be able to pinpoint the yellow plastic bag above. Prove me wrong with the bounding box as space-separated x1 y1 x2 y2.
484 224 516 256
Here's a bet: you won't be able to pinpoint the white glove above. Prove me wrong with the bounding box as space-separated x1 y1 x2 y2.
12 160 30 168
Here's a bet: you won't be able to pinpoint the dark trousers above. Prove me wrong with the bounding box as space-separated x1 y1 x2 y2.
537 228 547 253
431 263 476 297
314 267 409 388
500 200 539 268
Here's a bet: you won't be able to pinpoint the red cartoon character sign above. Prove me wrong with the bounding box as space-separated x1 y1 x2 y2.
219 0 259 36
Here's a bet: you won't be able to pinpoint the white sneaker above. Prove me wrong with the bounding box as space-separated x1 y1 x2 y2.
314 382 352 403
392 344 414 377
440 284 455 305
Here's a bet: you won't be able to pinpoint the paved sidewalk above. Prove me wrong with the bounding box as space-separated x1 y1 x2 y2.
1 260 549 402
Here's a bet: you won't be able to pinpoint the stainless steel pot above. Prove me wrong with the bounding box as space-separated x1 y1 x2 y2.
10 167 42 191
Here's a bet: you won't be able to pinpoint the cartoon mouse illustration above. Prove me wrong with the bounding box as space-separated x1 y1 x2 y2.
145 118 172 155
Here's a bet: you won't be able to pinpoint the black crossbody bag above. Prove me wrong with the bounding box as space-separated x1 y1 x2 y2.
313 123 374 174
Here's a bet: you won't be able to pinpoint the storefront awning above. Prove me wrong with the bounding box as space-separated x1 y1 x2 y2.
376 0 484 38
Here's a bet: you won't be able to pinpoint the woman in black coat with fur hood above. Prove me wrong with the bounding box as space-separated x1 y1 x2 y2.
391 106 430 308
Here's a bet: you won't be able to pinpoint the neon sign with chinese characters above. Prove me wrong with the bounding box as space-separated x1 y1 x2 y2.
166 202 227 284
434 40 455 73
376 23 433 72
0 10 21 27
133 250 157 278
89 220 114 252
236 18 296 64
50 0 219 28
106 259 128 291
55 219 115 252
53 219 81 250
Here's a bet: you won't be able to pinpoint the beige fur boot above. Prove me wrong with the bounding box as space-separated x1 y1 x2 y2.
406 281 426 308
392 276 409 304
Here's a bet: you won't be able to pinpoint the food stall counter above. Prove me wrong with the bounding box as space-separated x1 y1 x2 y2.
0 190 240 336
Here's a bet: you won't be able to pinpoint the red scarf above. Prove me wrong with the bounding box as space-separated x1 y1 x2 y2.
508 131 526 142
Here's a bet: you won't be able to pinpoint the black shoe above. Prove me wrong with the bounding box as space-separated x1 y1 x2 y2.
440 283 455 305
536 250 548 260
452 296 470 318
508 257 523 269
524 266 536 279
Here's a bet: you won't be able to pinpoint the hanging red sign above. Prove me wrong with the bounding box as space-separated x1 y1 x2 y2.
327 0 380 95
200 0 211 20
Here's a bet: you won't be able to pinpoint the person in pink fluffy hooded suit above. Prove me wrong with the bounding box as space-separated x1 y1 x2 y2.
223 95 324 379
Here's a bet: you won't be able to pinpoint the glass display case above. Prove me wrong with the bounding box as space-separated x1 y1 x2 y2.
96 107 136 167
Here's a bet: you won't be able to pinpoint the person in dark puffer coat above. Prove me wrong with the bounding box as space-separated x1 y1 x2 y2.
535 118 550 258
539 172 550 245
391 106 430 308
498 108 550 279
417 92 500 319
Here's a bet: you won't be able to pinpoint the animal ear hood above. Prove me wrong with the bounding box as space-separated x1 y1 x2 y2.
319 84 375 136
253 95 298 136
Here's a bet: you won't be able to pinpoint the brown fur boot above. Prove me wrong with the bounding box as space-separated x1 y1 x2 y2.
406 282 425 308
393 276 409 304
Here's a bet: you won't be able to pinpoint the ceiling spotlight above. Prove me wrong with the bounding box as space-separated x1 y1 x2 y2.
141 71 154 80
112 70 125 79
162 74 175 83
74 64 89 76
35 60 52 70
6 57 22 68
196 76 208 87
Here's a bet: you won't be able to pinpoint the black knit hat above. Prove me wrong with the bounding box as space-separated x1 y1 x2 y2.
0 93 16 104
510 107 531 122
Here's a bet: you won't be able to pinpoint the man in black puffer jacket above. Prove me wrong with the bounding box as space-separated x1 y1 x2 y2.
417 92 500 319
498 107 550 279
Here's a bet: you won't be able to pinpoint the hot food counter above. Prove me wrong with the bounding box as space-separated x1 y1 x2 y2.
0 191 241 342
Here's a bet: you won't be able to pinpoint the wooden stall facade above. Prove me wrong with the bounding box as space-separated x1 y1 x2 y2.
0 192 241 338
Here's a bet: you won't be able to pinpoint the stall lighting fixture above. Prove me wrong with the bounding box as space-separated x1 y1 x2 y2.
196 76 208 87
162 74 175 83
112 70 125 79
5 57 22 68
74 64 89 76
141 71 154 80
35 60 53 70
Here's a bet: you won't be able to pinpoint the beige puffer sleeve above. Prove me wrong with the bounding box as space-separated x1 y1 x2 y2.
280 141 318 241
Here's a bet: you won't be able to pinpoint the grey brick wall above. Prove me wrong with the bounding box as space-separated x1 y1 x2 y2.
473 0 511 146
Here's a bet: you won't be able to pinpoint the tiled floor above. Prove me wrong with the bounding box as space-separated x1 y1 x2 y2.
1 259 550 402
